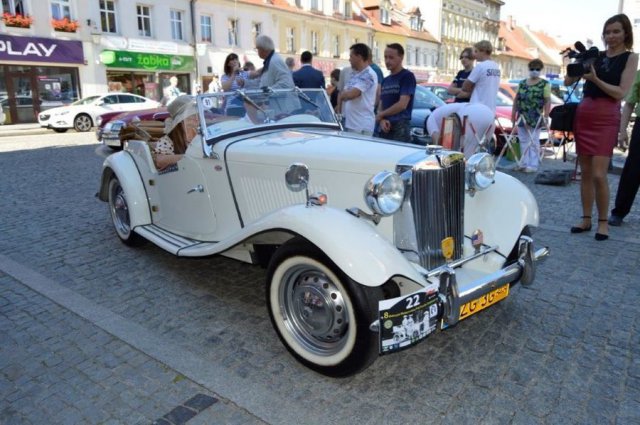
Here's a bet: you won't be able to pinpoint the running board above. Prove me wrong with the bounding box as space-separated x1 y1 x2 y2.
134 224 218 256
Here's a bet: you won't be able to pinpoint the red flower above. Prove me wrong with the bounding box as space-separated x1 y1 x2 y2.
51 17 79 32
2 13 33 28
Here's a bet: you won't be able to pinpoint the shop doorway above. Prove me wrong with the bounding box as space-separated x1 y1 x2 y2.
3 70 39 124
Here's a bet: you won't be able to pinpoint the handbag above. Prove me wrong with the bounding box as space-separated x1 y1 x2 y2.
549 102 578 132
549 81 580 132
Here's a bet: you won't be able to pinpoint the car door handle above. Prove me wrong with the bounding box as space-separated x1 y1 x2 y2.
187 184 204 194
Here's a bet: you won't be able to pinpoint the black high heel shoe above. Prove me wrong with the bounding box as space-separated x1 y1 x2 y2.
595 219 609 241
570 216 592 233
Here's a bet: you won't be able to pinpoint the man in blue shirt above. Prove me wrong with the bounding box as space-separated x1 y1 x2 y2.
293 51 325 89
376 43 416 142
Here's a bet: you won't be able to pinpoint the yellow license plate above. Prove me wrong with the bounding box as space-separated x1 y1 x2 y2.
459 284 509 321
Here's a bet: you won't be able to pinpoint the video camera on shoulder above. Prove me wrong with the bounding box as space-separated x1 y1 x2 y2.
562 41 599 78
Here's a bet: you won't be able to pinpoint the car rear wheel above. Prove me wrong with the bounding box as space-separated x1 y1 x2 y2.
52 128 68 133
107 177 144 246
73 114 92 132
266 239 381 377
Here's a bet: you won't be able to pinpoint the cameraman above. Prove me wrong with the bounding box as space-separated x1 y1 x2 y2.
566 13 638 241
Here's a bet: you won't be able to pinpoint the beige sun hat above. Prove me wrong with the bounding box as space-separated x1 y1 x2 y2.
164 94 197 134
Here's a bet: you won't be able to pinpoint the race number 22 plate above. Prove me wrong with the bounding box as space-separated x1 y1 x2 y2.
459 283 509 321
378 289 439 354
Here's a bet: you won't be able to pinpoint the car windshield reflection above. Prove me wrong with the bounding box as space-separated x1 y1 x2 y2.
196 89 340 143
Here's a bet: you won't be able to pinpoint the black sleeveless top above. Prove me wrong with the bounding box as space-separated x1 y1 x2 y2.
583 51 631 99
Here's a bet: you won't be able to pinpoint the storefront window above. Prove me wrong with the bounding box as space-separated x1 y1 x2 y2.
0 64 79 124
106 71 157 99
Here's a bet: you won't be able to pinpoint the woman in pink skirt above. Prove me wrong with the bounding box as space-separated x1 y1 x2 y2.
567 14 638 241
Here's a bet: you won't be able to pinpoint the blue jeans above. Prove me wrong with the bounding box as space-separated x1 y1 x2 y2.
379 120 411 143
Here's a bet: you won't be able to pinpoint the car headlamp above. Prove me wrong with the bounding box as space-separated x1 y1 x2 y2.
364 171 405 216
466 153 495 192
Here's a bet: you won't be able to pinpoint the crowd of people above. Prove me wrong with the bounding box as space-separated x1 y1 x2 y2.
152 14 640 236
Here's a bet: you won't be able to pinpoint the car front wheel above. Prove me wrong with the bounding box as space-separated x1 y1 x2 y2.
73 114 92 132
107 177 144 246
266 239 381 377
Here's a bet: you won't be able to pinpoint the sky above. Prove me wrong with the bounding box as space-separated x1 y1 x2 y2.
500 0 621 49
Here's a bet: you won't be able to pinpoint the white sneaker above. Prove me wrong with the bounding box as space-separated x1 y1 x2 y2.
524 167 538 173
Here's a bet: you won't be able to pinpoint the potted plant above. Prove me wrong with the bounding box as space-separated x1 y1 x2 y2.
51 17 79 32
2 13 33 28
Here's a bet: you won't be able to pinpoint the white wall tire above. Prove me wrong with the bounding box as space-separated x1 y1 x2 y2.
107 177 144 246
266 239 380 377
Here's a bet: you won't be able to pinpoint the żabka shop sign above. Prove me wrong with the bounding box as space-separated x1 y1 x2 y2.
99 50 194 72
0 34 83 64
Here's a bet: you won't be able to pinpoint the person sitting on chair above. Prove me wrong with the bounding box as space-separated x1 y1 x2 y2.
153 95 199 170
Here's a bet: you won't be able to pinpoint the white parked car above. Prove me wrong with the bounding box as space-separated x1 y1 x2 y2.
38 93 160 132
97 89 548 377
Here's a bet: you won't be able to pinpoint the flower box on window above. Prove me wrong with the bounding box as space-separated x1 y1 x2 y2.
2 13 33 28
52 18 79 33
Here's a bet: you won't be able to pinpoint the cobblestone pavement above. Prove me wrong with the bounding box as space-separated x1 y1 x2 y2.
0 132 639 424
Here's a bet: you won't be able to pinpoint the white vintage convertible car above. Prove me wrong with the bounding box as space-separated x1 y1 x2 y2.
97 88 548 377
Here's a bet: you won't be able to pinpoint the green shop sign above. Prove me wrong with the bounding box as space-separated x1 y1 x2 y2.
99 50 194 72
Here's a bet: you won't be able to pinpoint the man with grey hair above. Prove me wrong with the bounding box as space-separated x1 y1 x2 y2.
255 35 295 89
285 57 296 72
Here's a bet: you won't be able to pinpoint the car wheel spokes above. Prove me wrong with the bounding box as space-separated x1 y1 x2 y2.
280 265 350 356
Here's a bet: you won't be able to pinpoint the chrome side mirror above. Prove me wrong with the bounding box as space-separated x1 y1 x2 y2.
285 163 309 192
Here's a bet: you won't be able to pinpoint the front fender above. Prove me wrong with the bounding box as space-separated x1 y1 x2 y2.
255 205 428 287
180 204 428 288
98 151 151 228
465 171 539 255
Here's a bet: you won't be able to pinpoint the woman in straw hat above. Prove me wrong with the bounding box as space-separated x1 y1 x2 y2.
153 95 199 170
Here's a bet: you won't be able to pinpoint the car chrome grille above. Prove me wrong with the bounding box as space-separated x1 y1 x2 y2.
395 150 465 270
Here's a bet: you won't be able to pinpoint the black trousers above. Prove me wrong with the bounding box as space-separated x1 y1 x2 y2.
612 118 640 218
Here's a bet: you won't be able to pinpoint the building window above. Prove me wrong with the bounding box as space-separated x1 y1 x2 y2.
100 0 117 33
200 15 212 43
344 1 351 18
3 0 26 15
295 0 301 7
136 5 151 37
51 0 71 20
310 0 318 10
333 0 340 12
170 9 184 41
406 46 412 65
410 16 420 31
252 22 262 44
333 35 340 58
381 8 390 25
228 19 238 46
311 31 318 55
286 27 294 53
415 48 419 66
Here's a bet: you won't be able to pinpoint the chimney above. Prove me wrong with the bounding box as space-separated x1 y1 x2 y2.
508 15 516 30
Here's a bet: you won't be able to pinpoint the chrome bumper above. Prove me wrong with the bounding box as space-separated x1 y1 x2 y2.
438 236 548 326
370 235 549 333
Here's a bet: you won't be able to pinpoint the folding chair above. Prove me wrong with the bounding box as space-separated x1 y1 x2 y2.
515 115 547 168
464 116 495 155
494 116 521 166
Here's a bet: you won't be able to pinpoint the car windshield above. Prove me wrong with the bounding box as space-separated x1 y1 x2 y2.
414 86 445 109
197 89 340 142
72 96 101 106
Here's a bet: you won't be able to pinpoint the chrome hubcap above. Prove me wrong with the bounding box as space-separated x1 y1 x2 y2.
111 183 130 237
280 266 349 356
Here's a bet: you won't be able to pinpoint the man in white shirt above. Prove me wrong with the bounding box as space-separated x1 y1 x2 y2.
458 40 501 113
337 43 377 135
